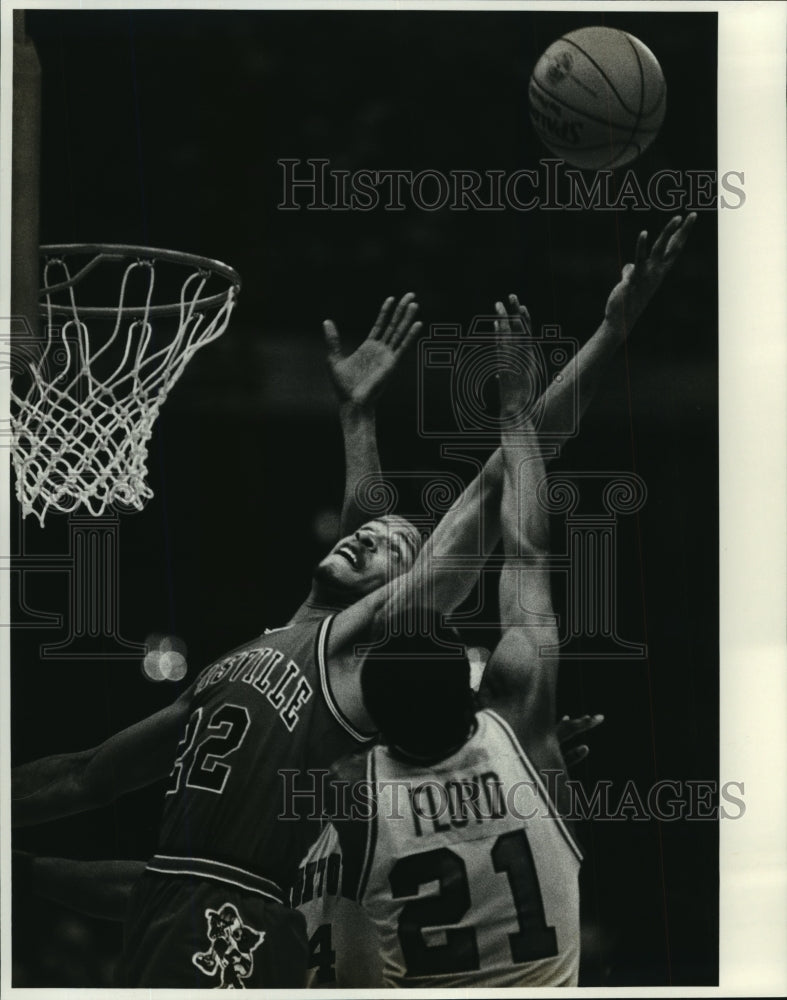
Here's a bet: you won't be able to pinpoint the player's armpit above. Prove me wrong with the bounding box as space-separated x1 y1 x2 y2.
12 684 193 827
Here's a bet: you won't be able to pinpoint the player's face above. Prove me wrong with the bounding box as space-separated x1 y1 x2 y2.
315 519 417 599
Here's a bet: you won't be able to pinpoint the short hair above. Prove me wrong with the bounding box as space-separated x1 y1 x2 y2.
377 514 422 568
361 615 475 760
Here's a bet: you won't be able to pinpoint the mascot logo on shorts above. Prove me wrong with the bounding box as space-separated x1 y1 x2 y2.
192 902 265 989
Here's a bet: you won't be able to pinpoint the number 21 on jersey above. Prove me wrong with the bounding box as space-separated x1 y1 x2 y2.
390 829 558 977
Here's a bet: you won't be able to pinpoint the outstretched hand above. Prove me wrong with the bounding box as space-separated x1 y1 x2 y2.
494 293 536 418
323 293 422 409
605 212 697 333
494 293 532 337
557 713 605 767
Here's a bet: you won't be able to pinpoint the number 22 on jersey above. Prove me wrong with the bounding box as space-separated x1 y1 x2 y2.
166 704 251 796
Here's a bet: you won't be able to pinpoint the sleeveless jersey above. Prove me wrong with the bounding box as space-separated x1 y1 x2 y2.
292 823 382 987
152 616 374 900
331 708 582 988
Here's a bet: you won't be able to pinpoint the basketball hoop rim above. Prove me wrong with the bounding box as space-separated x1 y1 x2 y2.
39 243 242 319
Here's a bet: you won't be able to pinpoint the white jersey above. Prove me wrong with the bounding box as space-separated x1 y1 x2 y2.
292 823 382 988
331 708 582 988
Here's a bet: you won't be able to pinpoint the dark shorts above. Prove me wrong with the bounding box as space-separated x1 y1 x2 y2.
117 868 308 989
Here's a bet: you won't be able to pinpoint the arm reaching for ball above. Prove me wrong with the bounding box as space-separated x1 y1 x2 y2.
324 292 422 536
323 216 696 729
289 293 422 624
536 212 697 448
481 213 696 462
604 213 697 332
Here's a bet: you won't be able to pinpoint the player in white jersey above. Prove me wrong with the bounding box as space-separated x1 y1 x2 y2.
292 699 601 988
291 822 381 987
11 294 428 987
13 712 599 988
296 705 582 987
13 216 695 986
298 309 587 987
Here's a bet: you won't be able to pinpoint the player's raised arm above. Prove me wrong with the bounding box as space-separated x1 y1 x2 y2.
324 293 422 535
323 448 503 729
478 301 559 736
319 217 697 728
475 215 696 466
12 683 193 828
334 451 502 631
536 212 697 447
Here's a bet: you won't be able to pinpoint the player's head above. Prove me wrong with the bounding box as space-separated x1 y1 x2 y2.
314 514 421 603
361 615 476 763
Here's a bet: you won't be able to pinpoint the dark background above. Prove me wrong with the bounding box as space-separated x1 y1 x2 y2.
12 8 718 987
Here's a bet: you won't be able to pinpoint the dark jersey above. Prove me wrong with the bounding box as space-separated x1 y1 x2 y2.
152 616 374 898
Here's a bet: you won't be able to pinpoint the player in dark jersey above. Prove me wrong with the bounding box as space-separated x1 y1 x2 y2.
297 311 582 986
12 709 602 985
12 292 429 988
320 214 696 740
285 215 699 986
12 215 695 987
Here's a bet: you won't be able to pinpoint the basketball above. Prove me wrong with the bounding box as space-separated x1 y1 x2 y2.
528 26 666 169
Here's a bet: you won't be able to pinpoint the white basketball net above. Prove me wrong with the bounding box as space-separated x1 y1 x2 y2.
11 249 239 525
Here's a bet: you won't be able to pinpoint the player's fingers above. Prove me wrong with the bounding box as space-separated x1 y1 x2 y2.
557 713 605 740
322 319 343 358
556 715 582 740
494 300 512 335
621 262 636 282
507 294 532 334
583 712 605 730
369 295 396 340
506 294 523 332
634 230 649 266
396 319 423 356
384 292 416 343
664 211 698 260
563 745 590 767
651 215 683 259
391 300 420 349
